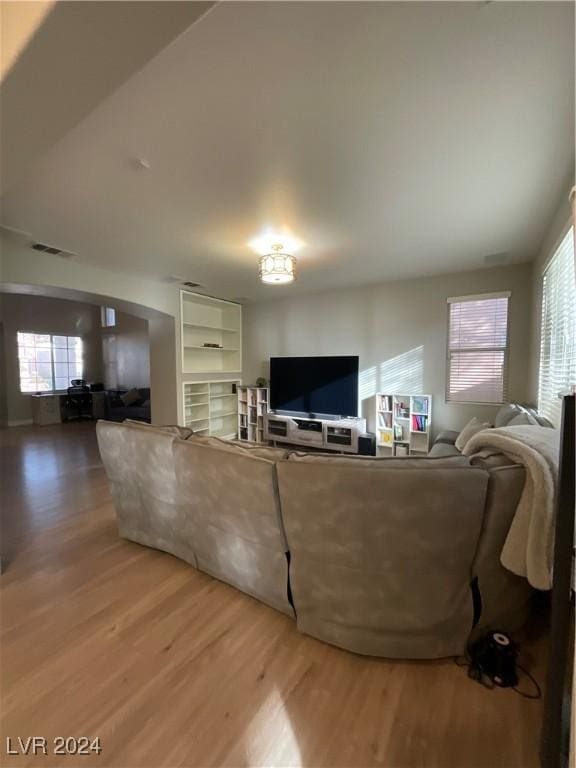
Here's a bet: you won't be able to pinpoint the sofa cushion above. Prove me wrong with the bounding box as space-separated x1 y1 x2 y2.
277 461 490 658
496 403 553 428
123 419 193 439
287 451 470 467
508 411 538 426
531 412 554 428
121 387 141 407
188 433 287 461
494 404 523 427
434 429 460 446
429 442 462 458
173 439 292 615
454 417 491 451
468 452 519 469
96 420 197 567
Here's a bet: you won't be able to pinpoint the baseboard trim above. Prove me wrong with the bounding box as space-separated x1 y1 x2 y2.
7 419 34 427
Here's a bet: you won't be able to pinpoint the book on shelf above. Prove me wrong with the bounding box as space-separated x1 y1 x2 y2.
411 414 428 432
378 394 393 411
395 399 410 418
412 396 429 414
378 412 392 428
381 430 393 446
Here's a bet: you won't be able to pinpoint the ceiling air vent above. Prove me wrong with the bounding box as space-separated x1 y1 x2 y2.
165 275 201 288
31 242 73 258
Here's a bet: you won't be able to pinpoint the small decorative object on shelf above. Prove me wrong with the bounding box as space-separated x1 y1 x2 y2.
369 393 432 456
237 386 269 443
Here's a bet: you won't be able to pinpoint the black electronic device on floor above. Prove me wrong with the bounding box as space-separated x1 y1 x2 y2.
468 631 519 688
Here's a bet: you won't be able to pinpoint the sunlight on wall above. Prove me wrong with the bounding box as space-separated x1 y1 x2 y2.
359 366 378 402
360 346 425 403
379 346 424 394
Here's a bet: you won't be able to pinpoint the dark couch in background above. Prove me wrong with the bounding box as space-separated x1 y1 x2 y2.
105 388 151 423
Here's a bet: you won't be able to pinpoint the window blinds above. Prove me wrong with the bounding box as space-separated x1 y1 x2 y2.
446 292 510 404
538 227 576 426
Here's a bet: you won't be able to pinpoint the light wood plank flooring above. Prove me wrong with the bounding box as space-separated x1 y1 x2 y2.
1 423 547 767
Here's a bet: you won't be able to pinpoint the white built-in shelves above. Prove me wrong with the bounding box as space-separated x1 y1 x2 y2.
183 380 240 438
237 386 269 444
180 291 241 374
369 393 432 456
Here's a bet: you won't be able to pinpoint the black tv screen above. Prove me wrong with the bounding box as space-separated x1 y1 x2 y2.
270 356 359 417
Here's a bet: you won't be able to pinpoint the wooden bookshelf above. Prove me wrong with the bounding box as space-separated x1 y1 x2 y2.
237 386 268 443
370 393 432 456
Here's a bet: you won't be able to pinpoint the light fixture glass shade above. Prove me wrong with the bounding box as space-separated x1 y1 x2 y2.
259 252 296 284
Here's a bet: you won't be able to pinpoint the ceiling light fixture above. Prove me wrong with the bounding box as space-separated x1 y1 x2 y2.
259 243 296 285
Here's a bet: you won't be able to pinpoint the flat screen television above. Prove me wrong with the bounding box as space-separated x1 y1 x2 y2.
269 356 359 417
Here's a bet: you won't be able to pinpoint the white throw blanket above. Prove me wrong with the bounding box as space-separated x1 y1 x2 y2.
462 425 560 590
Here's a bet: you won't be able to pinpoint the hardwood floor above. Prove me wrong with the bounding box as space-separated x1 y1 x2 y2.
1 423 547 768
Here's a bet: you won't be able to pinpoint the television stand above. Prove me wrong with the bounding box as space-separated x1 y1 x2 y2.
274 411 343 421
264 412 367 454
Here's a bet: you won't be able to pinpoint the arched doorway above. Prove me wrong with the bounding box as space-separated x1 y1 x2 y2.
0 283 179 427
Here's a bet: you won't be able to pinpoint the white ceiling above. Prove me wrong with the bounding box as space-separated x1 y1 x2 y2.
1 1 574 302
0 1 213 192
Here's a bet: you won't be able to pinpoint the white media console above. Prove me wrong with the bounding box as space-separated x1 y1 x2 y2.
264 412 367 454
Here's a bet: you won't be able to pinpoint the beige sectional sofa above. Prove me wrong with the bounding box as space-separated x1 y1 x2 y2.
173 438 293 615
430 402 554 458
96 420 533 660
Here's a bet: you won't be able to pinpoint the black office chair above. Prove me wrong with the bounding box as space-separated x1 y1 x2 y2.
66 380 93 421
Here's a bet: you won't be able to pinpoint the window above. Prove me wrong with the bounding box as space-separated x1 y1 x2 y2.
101 306 116 328
17 333 83 393
538 227 576 426
446 292 510 404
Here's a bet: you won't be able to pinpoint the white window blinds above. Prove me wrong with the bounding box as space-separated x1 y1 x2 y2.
446 292 510 404
538 226 576 426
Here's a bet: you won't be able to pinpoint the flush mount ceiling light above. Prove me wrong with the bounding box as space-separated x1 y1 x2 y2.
259 243 297 285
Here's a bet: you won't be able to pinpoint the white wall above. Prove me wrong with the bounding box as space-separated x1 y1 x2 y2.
149 315 179 425
102 310 150 390
0 293 104 425
243 263 533 434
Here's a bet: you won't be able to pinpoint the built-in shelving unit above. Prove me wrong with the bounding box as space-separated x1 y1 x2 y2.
369 393 432 456
180 291 241 374
237 386 269 443
183 380 240 438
